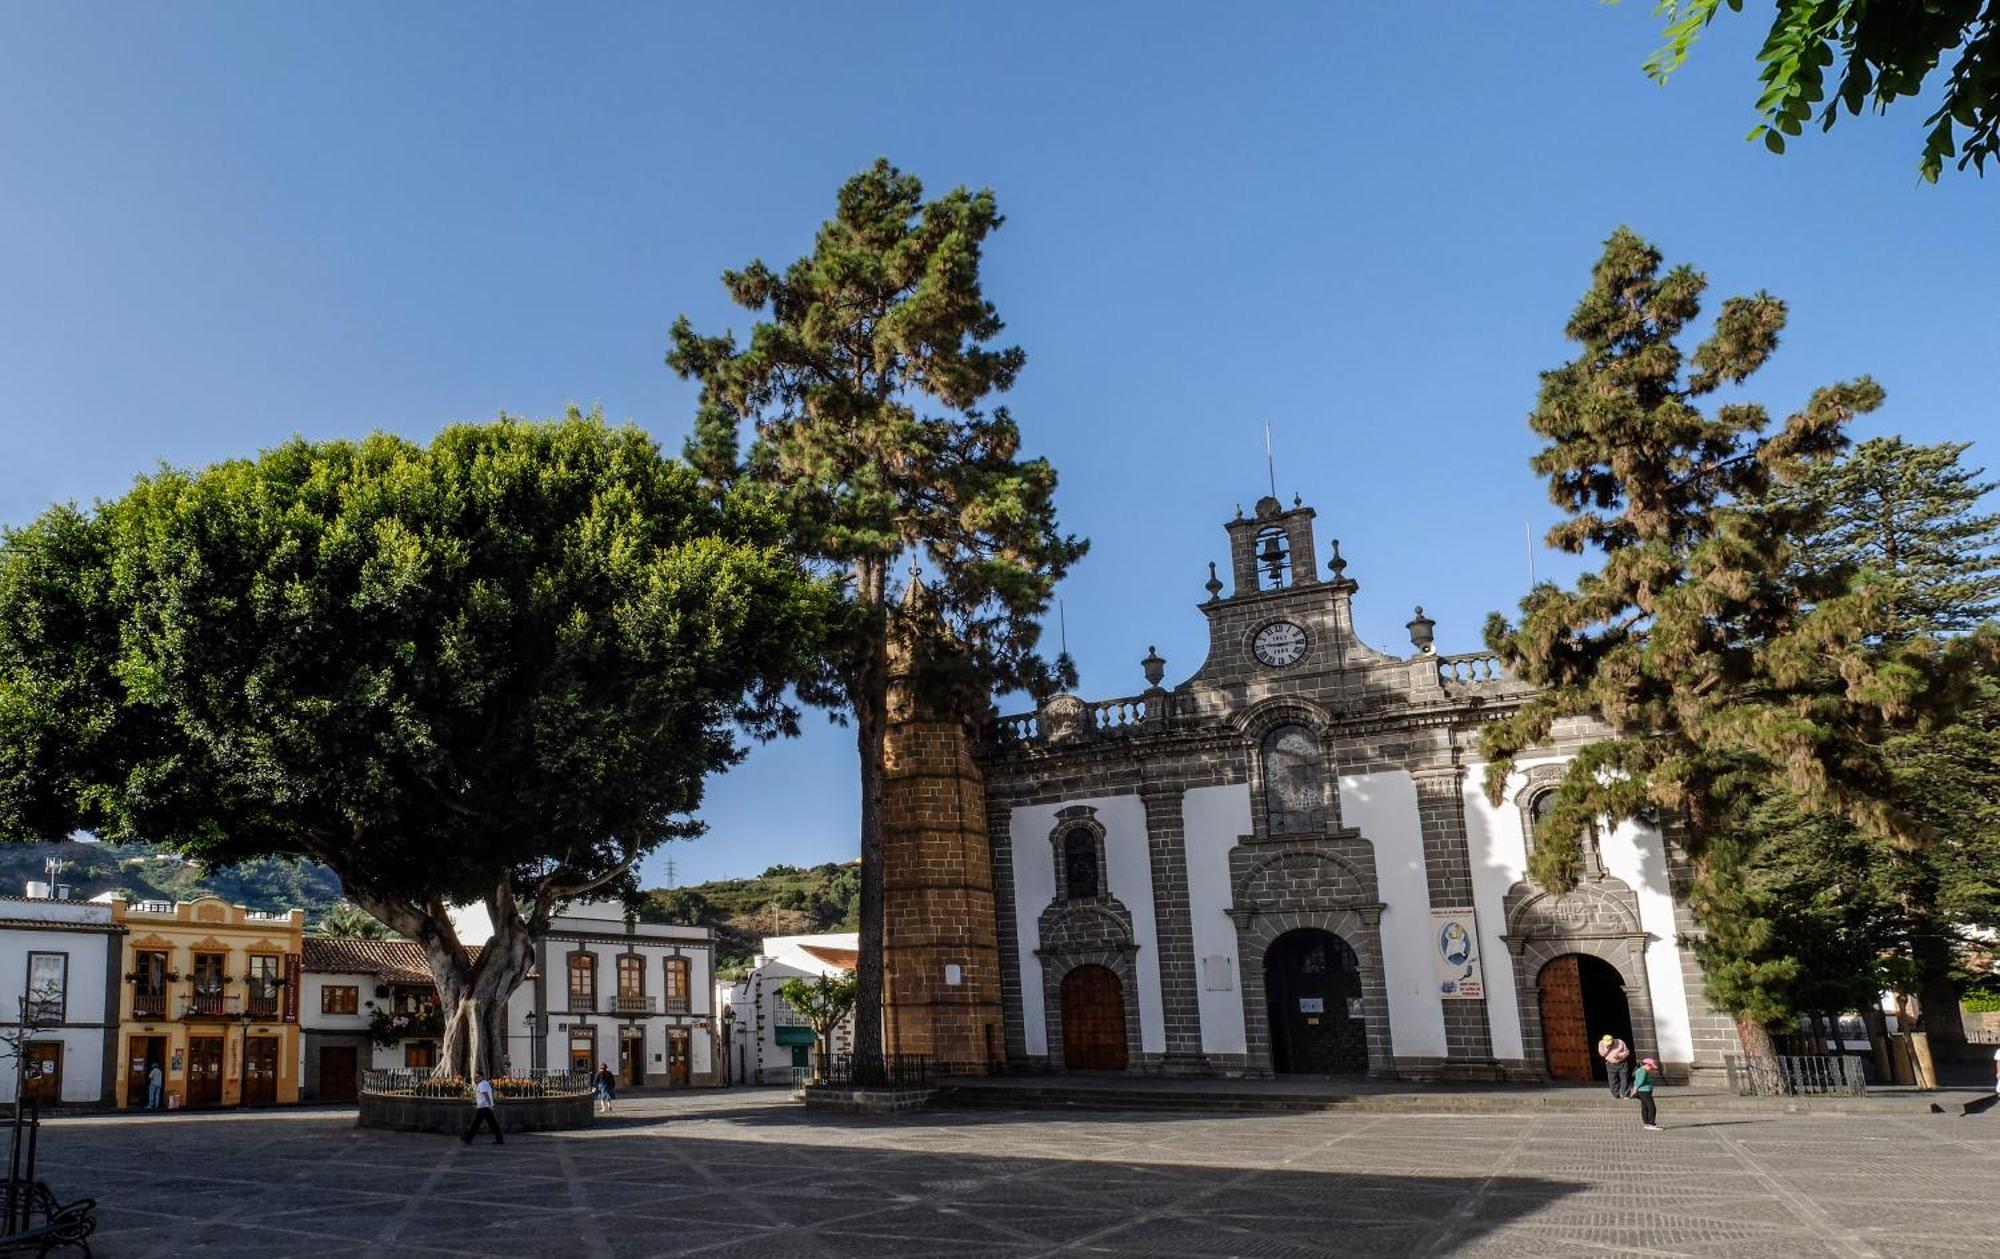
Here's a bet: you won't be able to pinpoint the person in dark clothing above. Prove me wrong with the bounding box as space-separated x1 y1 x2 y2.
1634 1056 1662 1130
594 1062 617 1114
462 1072 504 1145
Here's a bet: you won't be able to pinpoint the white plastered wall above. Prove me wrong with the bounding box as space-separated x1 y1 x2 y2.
1463 759 1695 1066
1008 795 1165 1056
1338 771 1447 1058
1182 783 1250 1054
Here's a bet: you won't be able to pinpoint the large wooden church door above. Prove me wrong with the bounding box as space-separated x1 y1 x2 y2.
1060 965 1128 1071
1538 955 1592 1080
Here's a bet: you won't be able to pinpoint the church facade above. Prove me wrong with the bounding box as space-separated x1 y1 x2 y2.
912 494 1743 1083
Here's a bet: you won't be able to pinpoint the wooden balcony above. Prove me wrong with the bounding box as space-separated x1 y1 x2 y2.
609 994 656 1014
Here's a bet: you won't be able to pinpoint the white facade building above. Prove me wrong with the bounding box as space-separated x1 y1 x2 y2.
0 894 120 1105
979 494 1741 1082
717 932 858 1085
457 900 721 1087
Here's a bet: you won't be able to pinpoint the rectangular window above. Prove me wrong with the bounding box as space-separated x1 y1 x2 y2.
617 956 644 1001
320 985 359 1015
568 953 596 1009
247 955 280 1015
25 953 66 1023
132 950 170 1019
190 953 228 1015
664 956 690 1013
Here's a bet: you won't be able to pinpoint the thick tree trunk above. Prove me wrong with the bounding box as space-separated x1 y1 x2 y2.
850 558 890 1077
347 885 537 1081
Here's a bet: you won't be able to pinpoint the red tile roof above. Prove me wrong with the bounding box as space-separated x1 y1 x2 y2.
302 938 437 985
799 944 859 971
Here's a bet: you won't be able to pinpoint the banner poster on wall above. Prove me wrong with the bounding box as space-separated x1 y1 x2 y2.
1431 907 1484 1000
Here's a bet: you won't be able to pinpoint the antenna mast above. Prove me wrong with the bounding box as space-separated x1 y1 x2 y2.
1264 423 1277 499
1525 520 1536 586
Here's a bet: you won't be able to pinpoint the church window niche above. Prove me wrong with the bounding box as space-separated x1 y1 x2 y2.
1062 827 1101 900
1522 782 1603 878
1261 724 1326 834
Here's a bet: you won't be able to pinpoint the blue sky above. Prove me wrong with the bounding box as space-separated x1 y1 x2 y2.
3 4 1994 886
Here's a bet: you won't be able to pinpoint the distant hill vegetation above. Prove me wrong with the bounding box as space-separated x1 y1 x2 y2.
2 839 850 972
640 861 859 978
0 838 346 921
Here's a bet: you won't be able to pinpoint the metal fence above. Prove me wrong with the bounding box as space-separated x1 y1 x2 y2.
1723 1054 1867 1097
818 1053 933 1088
361 1068 593 1100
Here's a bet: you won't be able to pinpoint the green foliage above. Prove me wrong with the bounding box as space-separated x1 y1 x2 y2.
0 837 346 919
316 900 397 939
776 969 859 1080
1482 227 1997 1031
638 861 858 973
668 160 1086 1058
1640 1 2000 181
0 412 835 1074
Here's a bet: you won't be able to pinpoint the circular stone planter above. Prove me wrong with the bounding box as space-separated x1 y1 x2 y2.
358 1090 594 1134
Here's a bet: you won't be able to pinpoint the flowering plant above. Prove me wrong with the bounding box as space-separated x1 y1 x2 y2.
367 1004 445 1047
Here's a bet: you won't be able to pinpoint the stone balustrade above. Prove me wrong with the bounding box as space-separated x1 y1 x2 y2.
1435 651 1509 687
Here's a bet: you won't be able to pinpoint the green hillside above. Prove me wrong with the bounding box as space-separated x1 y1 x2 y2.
639 861 858 978
0 838 346 921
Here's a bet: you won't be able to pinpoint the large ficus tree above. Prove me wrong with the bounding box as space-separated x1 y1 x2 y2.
668 160 1085 1067
1479 228 1996 1055
0 413 831 1078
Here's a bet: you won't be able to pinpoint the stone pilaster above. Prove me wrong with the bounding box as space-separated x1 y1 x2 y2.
1410 764 1498 1073
1139 775 1204 1071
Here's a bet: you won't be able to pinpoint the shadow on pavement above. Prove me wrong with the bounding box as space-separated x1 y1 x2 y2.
33 1110 1588 1257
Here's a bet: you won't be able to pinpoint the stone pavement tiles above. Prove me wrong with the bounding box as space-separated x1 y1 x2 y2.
30 1087 2000 1257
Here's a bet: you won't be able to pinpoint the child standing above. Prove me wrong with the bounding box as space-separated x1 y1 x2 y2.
1634 1056 1662 1131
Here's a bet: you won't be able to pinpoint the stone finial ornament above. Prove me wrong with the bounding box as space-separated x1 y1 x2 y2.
1406 605 1436 655
1204 561 1223 602
1328 538 1348 579
1141 645 1166 687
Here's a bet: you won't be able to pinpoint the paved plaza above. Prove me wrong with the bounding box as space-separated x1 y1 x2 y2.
36 1087 2000 1257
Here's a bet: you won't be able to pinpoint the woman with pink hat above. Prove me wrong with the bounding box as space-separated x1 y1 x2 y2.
1633 1056 1662 1131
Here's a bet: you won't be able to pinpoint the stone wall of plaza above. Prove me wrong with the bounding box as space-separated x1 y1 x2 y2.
961 494 1741 1084
108 896 305 1108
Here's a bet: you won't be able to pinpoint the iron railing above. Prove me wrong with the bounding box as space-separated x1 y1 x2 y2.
1723 1053 1867 1097
132 995 167 1020
183 991 234 1017
361 1067 593 1100
818 1053 932 1088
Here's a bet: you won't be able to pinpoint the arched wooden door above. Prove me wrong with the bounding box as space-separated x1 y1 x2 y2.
1061 965 1129 1071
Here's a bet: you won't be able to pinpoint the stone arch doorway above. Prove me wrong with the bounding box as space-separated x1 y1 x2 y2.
1060 965 1129 1071
1538 954 1633 1082
1264 928 1367 1074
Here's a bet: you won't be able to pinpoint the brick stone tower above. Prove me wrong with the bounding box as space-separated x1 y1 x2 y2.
880 572 1005 1070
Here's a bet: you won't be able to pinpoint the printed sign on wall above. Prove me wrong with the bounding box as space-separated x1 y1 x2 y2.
1431 907 1484 1000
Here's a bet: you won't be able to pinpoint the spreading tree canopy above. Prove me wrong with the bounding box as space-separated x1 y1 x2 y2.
0 413 832 1076
1638 1 2000 181
668 159 1085 1068
1480 227 1997 1053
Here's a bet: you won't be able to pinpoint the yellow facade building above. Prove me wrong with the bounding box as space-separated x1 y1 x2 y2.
109 896 305 1109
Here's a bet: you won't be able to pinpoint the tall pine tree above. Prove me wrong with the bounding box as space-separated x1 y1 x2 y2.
1764 437 2000 1044
667 161 1085 1070
1480 228 1997 1057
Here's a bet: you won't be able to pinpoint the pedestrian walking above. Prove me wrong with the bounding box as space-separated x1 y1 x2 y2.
1634 1056 1662 1131
146 1061 164 1110
461 1071 504 1145
1598 1034 1633 1098
594 1062 616 1114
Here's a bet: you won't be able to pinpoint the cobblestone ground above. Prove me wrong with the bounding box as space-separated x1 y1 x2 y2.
34 1087 2000 1257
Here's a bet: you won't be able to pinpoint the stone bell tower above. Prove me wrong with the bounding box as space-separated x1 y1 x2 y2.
879 571 1005 1069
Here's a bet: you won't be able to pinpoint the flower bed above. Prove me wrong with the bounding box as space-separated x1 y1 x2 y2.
357 1068 594 1134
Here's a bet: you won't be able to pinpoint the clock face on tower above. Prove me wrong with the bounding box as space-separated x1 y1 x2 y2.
1251 620 1309 668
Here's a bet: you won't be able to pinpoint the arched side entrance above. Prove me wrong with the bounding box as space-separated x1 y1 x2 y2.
1061 965 1129 1071
1537 954 1633 1082
1264 928 1368 1075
